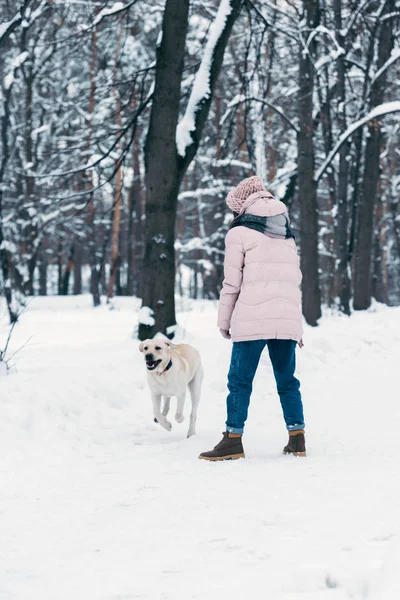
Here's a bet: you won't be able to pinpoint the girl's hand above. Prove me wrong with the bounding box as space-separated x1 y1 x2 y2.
298 338 304 348
219 328 231 340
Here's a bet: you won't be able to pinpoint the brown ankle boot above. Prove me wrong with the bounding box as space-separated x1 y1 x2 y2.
199 432 245 461
283 430 306 457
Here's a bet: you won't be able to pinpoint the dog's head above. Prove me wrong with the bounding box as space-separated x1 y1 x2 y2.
139 339 175 372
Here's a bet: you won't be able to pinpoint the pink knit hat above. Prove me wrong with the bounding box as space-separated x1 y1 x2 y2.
227 176 272 214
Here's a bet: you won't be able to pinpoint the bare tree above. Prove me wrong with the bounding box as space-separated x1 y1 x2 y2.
297 0 321 326
353 0 395 310
139 0 243 339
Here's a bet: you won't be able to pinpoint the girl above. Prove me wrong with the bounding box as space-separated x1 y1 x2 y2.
199 176 305 460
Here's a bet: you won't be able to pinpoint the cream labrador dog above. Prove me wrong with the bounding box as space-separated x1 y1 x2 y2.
139 339 203 438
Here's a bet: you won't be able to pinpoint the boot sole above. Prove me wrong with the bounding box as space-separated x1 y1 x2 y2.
198 453 245 461
283 451 307 457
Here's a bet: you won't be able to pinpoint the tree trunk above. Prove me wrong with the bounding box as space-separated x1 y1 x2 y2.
87 26 101 307
0 231 18 322
39 253 47 296
372 196 388 304
0 83 18 322
107 163 123 301
334 0 351 315
297 0 321 326
88 196 101 306
57 240 63 296
107 27 124 302
126 134 141 297
353 1 394 310
139 0 190 339
139 0 242 340
61 245 74 295
73 241 82 294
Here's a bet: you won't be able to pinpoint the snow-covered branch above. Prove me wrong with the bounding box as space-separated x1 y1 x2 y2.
176 0 236 158
0 0 33 48
370 48 400 87
222 94 299 133
92 1 140 27
315 102 400 182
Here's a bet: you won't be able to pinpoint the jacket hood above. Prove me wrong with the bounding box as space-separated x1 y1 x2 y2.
240 191 288 218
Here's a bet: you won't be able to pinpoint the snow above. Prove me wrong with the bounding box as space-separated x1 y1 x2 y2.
93 2 125 26
315 101 400 182
138 305 155 326
370 48 400 86
176 0 233 157
0 13 20 41
3 51 29 90
1 296 400 599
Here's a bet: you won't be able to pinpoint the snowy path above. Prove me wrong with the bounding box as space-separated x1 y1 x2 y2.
1 297 400 600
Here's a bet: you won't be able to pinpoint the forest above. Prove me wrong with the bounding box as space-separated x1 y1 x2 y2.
1 0 399 339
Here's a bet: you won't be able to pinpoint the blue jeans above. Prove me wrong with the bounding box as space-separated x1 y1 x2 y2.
225 340 304 434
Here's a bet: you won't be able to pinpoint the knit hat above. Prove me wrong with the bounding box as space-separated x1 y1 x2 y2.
227 176 271 214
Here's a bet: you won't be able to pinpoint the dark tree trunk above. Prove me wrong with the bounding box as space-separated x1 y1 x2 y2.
0 82 18 321
126 185 136 297
139 0 242 340
126 132 143 297
87 26 101 308
139 0 189 340
0 229 17 323
88 200 101 306
316 63 336 307
353 1 394 310
334 0 351 315
61 245 74 296
297 0 321 326
347 17 378 271
115 256 123 296
73 242 82 295
107 41 123 303
372 197 388 304
21 58 37 297
57 240 63 296
39 253 47 296
126 156 136 296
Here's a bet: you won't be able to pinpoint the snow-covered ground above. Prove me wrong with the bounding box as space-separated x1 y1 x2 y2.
1 296 400 600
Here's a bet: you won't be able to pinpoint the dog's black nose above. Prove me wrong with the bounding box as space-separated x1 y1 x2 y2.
145 353 154 361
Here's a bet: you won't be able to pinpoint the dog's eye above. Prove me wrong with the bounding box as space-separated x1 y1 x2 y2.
155 346 161 351
144 347 148 351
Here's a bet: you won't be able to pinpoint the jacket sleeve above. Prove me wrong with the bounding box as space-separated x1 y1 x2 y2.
217 228 244 330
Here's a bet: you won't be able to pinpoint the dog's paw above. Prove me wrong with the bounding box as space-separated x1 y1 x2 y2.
154 417 158 423
160 419 172 432
175 413 185 424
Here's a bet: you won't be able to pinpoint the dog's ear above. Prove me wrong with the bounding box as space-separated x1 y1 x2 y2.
139 340 147 353
164 341 177 349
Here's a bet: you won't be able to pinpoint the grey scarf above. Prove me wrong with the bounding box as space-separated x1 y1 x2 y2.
230 213 295 240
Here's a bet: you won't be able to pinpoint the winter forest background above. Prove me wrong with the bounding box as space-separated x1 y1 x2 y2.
1 0 400 339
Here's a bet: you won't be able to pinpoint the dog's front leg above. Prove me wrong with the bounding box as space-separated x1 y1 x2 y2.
162 396 171 417
187 365 203 438
175 392 186 424
152 393 172 432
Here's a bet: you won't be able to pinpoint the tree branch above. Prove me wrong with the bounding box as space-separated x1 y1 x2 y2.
224 95 299 133
0 0 32 49
315 102 400 182
176 0 243 171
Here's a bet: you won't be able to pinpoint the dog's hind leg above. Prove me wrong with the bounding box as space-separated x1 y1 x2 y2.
175 392 185 424
152 393 172 432
162 396 171 417
187 364 203 438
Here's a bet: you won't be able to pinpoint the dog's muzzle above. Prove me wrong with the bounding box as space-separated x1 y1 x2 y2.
145 355 162 371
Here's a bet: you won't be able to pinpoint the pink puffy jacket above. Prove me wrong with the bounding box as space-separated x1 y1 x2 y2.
217 196 303 343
